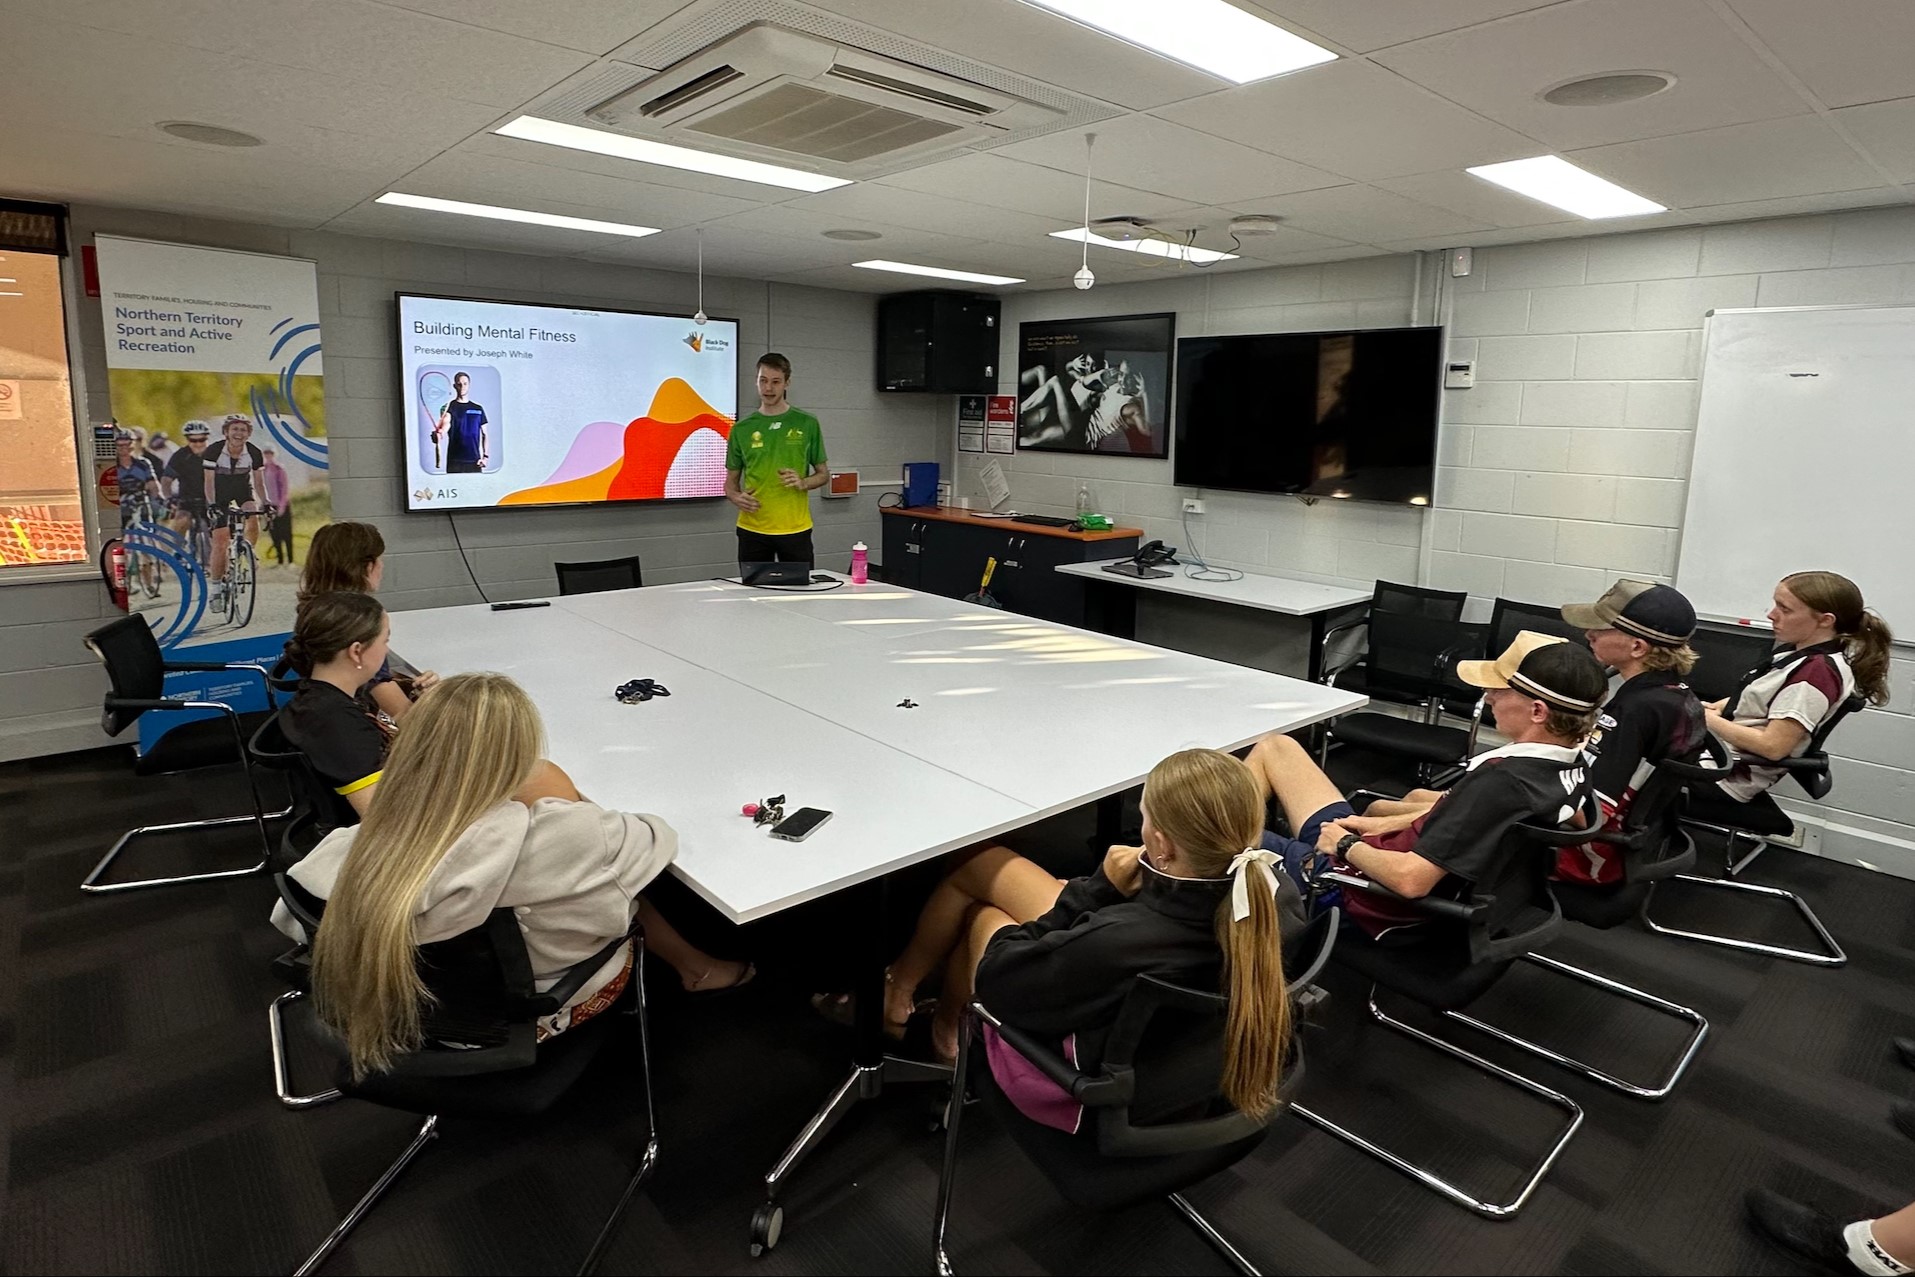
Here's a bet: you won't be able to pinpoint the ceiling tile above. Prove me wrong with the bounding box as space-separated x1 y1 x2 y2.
1153 59 1542 181
1834 97 1915 183
1374 0 1811 149
1246 185 1491 244
1375 170 1582 229
1132 205 1355 258
1571 116 1885 208
793 0 1229 111
394 149 767 228
874 153 1192 224
1725 0 1915 109
772 184 1063 245
366 0 690 56
20 0 592 110
1679 188 1913 226
321 203 616 256
1243 0 1566 53
987 114 1346 205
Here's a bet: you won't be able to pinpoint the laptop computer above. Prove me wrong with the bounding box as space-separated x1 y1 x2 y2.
741 561 813 587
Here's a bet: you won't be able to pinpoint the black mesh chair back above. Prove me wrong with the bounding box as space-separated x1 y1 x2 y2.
1468 823 1567 965
1374 579 1467 620
1364 612 1487 703
1686 623 1776 704
84 614 168 735
249 709 357 870
1487 596 1589 654
554 555 643 595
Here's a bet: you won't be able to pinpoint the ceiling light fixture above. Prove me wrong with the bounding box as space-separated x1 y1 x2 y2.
495 116 851 193
822 228 882 241
1541 71 1675 107
157 121 263 147
375 192 661 238
693 228 707 326
1075 132 1096 291
1020 0 1336 84
1049 227 1239 263
1466 155 1665 219
853 260 1025 286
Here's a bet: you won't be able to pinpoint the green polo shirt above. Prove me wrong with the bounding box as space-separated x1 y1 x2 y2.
726 406 826 536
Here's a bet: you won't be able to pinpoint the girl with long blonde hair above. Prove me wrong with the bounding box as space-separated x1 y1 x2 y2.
876 748 1297 1125
272 672 752 1079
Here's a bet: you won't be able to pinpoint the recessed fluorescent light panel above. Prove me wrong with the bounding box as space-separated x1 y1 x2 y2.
375 192 661 237
1466 155 1665 219
495 116 852 193
853 260 1025 286
1049 228 1238 264
1021 0 1336 84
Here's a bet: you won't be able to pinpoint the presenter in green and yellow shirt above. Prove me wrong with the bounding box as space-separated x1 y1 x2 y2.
725 352 830 569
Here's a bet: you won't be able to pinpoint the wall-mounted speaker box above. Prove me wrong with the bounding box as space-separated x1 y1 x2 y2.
876 290 1000 394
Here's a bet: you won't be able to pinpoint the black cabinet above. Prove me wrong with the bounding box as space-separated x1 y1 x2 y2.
880 510 1139 627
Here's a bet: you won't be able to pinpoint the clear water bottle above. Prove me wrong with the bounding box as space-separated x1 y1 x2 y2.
1076 483 1092 515
850 541 869 585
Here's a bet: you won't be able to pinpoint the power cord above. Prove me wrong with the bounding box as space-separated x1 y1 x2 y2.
447 512 492 603
1180 509 1243 583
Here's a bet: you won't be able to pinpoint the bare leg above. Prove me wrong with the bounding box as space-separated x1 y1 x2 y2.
890 846 1063 1032
636 897 748 992
1242 732 1347 832
930 905 1019 1061
1872 1200 1915 1266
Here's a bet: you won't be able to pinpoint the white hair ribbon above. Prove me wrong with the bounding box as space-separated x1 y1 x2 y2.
1227 847 1282 923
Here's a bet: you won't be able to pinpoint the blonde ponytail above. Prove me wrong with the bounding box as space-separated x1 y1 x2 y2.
1142 750 1291 1117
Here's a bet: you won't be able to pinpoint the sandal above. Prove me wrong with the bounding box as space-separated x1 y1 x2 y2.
685 960 756 997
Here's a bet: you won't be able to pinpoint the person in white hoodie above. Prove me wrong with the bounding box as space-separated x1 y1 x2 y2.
273 671 750 1079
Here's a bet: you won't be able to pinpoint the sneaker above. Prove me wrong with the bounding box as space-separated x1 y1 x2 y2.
1744 1188 1864 1275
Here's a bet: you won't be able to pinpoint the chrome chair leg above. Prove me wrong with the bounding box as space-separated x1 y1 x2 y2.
1440 954 1708 1100
1167 1193 1261 1276
579 940 658 1277
930 1011 976 1277
295 1114 439 1276
269 991 343 1110
1291 985 1583 1219
1640 875 1847 967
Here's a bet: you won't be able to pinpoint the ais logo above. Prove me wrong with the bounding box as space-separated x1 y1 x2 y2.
413 486 459 503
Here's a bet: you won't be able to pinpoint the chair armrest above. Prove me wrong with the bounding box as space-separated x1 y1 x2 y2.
105 695 216 715
1320 870 1483 922
164 660 277 707
1286 907 1338 991
538 920 645 1011
971 1001 1131 1105
1319 619 1369 685
1660 756 1736 783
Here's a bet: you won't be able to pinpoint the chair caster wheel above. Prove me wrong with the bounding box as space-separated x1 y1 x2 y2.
749 1201 783 1257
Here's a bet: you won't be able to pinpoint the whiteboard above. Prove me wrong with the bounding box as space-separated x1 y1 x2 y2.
1677 305 1914 637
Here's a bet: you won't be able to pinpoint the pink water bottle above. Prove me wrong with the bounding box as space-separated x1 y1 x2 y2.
850 541 869 585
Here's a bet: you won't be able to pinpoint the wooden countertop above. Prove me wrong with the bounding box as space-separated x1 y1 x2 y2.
881 505 1143 542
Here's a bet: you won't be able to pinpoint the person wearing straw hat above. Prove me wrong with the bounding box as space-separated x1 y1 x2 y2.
1557 579 1708 884
1241 632 1607 941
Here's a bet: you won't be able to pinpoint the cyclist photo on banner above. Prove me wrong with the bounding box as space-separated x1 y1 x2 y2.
112 429 162 598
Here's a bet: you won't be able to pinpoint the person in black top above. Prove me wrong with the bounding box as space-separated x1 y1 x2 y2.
281 591 397 818
1558 579 1707 884
164 419 213 551
1243 633 1605 942
881 750 1298 1123
434 372 490 474
205 413 268 592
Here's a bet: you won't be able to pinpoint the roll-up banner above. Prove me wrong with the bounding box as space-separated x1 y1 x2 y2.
94 235 330 750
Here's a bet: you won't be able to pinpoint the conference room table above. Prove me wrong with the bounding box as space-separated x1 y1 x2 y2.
399 572 1365 1251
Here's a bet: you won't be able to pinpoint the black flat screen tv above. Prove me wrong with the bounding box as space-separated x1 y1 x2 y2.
1173 326 1442 505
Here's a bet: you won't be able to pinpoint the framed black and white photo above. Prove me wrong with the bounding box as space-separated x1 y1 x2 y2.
1016 312 1175 458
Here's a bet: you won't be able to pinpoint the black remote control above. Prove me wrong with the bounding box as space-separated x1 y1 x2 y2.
490 600 552 611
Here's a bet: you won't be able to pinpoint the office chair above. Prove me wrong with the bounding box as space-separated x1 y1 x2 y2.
1487 596 1590 653
1684 622 1778 704
79 614 286 893
1438 773 1710 1100
1641 693 1865 967
1320 612 1489 780
932 910 1340 1277
247 709 357 873
1290 822 1581 1218
277 882 657 1275
555 555 644 595
1316 579 1467 704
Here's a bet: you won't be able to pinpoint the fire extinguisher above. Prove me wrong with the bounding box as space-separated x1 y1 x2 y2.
98 538 129 612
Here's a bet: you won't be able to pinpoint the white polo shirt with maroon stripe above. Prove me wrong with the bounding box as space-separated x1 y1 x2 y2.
1718 644 1855 802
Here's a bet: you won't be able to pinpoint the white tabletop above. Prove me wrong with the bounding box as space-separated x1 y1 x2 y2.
1056 559 1373 618
397 577 1365 924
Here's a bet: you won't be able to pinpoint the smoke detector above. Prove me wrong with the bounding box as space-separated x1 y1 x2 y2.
1089 215 1155 239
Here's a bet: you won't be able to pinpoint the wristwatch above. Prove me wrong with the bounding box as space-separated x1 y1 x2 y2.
1334 831 1364 859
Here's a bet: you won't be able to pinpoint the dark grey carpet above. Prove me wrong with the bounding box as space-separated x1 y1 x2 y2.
1 741 1910 1275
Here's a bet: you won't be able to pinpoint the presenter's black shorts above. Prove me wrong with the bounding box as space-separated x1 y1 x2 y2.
737 527 814 569
447 459 484 474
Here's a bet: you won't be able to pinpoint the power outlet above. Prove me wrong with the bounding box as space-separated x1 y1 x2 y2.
1182 498 1205 515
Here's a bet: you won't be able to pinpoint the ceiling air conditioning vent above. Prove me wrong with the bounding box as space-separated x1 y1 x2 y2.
584 23 1061 177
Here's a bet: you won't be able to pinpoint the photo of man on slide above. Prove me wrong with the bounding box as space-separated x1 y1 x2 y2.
432 372 490 474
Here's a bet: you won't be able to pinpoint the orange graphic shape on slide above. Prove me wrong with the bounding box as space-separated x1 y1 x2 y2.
503 379 732 505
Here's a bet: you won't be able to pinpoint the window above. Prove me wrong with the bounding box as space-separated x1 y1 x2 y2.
0 222 87 571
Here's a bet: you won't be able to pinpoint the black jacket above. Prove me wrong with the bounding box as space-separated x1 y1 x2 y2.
974 860 1305 1068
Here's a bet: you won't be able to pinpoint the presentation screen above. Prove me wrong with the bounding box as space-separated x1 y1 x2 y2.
396 294 738 512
